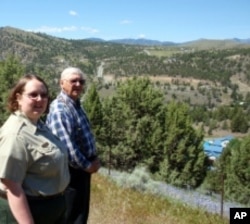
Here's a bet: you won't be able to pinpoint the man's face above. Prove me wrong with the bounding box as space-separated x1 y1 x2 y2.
60 73 85 100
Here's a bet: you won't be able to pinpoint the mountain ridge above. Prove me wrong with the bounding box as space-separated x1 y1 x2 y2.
1 26 250 47
81 36 250 46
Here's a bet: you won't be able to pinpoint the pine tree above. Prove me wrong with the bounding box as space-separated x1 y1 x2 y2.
100 77 165 171
83 83 103 143
158 101 208 188
223 137 250 205
230 107 248 133
0 55 24 124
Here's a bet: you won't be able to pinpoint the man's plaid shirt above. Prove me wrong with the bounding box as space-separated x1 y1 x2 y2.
46 91 97 170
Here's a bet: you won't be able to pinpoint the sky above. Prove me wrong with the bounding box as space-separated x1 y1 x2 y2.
1 0 250 43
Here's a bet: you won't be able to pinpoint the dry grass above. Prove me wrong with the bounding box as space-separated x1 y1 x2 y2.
88 174 228 224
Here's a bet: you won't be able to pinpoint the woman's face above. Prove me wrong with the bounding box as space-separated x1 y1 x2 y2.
16 79 48 123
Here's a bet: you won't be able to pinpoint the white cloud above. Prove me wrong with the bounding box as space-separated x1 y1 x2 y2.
27 25 99 35
138 34 146 39
120 20 133 24
69 10 78 16
80 26 99 34
28 26 78 33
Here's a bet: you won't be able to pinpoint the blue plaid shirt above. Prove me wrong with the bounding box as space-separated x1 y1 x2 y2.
46 91 96 170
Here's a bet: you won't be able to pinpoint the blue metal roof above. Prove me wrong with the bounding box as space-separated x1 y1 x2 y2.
203 135 234 159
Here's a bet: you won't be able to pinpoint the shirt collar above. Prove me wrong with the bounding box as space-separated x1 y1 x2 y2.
14 111 46 134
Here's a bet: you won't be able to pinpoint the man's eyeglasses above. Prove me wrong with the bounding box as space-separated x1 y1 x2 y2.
22 92 49 100
66 79 85 85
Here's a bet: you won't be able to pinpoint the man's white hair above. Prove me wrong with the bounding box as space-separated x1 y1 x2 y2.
60 67 85 80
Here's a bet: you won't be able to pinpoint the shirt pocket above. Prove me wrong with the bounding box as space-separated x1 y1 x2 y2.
28 142 54 168
35 141 54 154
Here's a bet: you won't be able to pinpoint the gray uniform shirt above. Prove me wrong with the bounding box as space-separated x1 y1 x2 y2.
0 112 70 196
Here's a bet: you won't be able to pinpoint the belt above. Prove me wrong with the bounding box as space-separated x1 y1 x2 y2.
26 191 65 201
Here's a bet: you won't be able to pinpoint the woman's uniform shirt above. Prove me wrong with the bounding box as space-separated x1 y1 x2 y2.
0 111 70 196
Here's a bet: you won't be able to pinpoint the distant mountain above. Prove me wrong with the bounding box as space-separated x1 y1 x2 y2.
1 26 250 48
83 37 176 46
84 36 250 47
84 37 106 42
232 38 250 44
107 38 176 46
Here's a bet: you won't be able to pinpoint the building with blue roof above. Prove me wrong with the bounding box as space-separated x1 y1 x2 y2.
203 135 234 160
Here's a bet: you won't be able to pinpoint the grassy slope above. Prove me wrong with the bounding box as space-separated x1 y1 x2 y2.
88 174 228 224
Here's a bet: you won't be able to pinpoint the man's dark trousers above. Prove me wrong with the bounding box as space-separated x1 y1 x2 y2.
65 166 91 224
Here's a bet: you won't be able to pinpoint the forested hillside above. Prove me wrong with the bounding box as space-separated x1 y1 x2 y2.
1 27 250 106
1 26 250 141
1 26 250 86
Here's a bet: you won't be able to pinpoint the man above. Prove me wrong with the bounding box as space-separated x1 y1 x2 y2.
46 67 100 224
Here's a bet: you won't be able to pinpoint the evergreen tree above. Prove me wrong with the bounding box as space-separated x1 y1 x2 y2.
223 137 250 205
114 77 165 171
101 96 135 170
158 101 208 188
230 107 249 133
100 77 165 171
0 55 24 124
83 83 103 146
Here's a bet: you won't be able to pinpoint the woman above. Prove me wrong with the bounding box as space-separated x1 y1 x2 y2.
0 74 70 224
